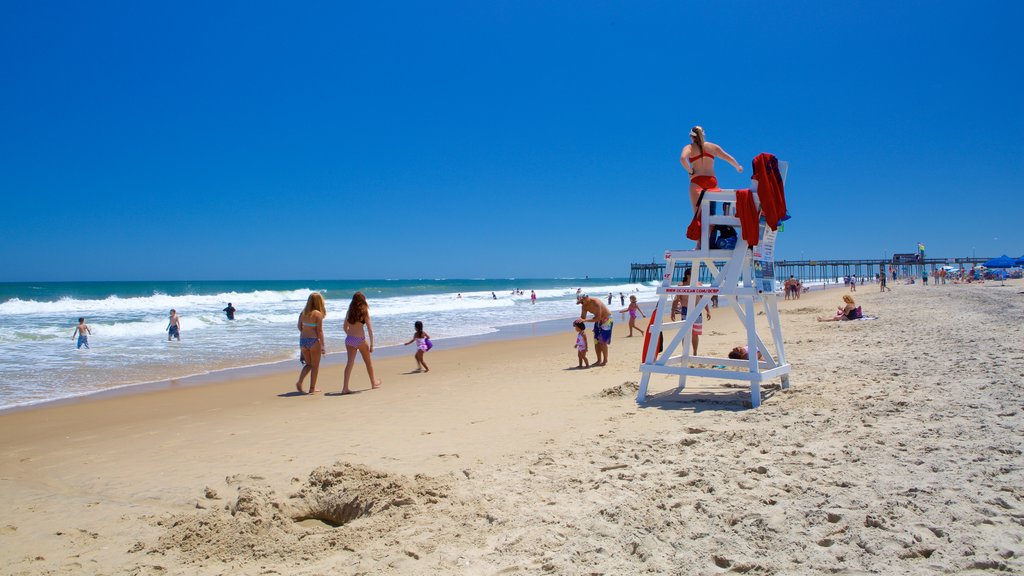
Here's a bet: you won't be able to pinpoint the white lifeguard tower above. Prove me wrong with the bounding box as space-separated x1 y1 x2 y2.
638 163 791 408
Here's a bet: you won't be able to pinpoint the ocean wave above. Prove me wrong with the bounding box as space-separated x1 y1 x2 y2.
0 289 317 316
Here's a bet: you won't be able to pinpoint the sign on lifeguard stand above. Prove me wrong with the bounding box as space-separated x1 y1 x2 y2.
638 162 791 408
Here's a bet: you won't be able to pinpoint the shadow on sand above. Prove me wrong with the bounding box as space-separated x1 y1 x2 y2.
638 383 781 413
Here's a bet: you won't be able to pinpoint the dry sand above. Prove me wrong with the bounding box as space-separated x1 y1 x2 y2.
2 280 1023 575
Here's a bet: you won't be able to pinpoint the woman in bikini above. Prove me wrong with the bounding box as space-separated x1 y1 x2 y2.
295 292 326 394
680 126 744 213
341 292 381 394
817 294 858 322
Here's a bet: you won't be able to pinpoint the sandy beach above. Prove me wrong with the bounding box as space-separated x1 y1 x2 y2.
2 280 1023 575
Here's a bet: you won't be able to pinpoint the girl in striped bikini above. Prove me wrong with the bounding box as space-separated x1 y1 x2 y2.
341 292 381 394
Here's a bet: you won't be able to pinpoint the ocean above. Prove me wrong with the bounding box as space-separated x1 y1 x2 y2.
0 279 656 410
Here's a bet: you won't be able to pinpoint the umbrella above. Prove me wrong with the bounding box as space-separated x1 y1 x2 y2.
1015 254 1024 266
983 255 1017 268
982 255 1016 285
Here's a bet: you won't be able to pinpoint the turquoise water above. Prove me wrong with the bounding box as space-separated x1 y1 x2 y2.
0 278 656 409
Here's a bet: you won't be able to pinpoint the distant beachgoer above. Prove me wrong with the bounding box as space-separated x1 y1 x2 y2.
342 292 381 394
491 292 496 300
922 270 928 285
880 274 890 292
619 295 646 337
784 276 796 300
728 346 763 361
457 293 462 299
572 319 589 368
817 295 859 322
223 302 236 320
607 292 613 305
619 293 625 306
531 290 536 304
72 317 92 349
294 292 326 394
850 275 857 292
167 309 181 341
670 269 710 354
578 294 612 366
403 320 431 373
575 288 582 300
680 126 743 213
795 280 803 298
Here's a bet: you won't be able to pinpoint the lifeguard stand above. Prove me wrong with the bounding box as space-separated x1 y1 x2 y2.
638 163 790 408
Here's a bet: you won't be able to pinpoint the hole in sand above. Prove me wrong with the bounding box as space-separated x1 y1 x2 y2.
288 462 438 529
295 517 342 530
293 496 375 528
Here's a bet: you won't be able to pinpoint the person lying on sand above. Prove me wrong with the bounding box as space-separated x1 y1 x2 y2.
728 346 763 360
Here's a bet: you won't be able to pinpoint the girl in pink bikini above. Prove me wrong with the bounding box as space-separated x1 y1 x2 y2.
680 126 744 213
341 292 381 394
619 294 646 337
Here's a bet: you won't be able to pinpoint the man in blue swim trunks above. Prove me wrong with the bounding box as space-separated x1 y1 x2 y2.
578 294 613 366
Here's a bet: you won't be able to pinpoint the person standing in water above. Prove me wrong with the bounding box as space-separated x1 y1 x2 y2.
223 302 236 320
72 317 92 349
680 126 743 213
167 309 181 341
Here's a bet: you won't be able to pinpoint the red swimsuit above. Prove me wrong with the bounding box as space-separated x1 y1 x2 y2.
689 152 718 190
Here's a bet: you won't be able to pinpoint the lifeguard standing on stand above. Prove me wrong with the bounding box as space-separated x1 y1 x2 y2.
681 126 744 212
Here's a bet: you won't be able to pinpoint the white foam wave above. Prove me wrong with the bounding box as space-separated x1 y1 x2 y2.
0 289 316 316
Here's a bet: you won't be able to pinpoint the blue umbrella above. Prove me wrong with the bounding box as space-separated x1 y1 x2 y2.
1015 255 1024 266
983 255 1017 268
982 255 1016 285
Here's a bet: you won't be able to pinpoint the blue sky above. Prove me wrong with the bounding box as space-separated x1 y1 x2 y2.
1 1 1022 281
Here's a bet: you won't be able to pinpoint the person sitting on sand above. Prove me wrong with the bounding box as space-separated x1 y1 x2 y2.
680 125 743 213
817 295 859 322
342 292 381 394
619 295 646 337
577 294 612 366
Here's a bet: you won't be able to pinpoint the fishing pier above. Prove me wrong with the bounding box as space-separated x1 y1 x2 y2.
629 257 992 284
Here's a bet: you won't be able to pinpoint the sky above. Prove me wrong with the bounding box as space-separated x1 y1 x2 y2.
1 0 1022 281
